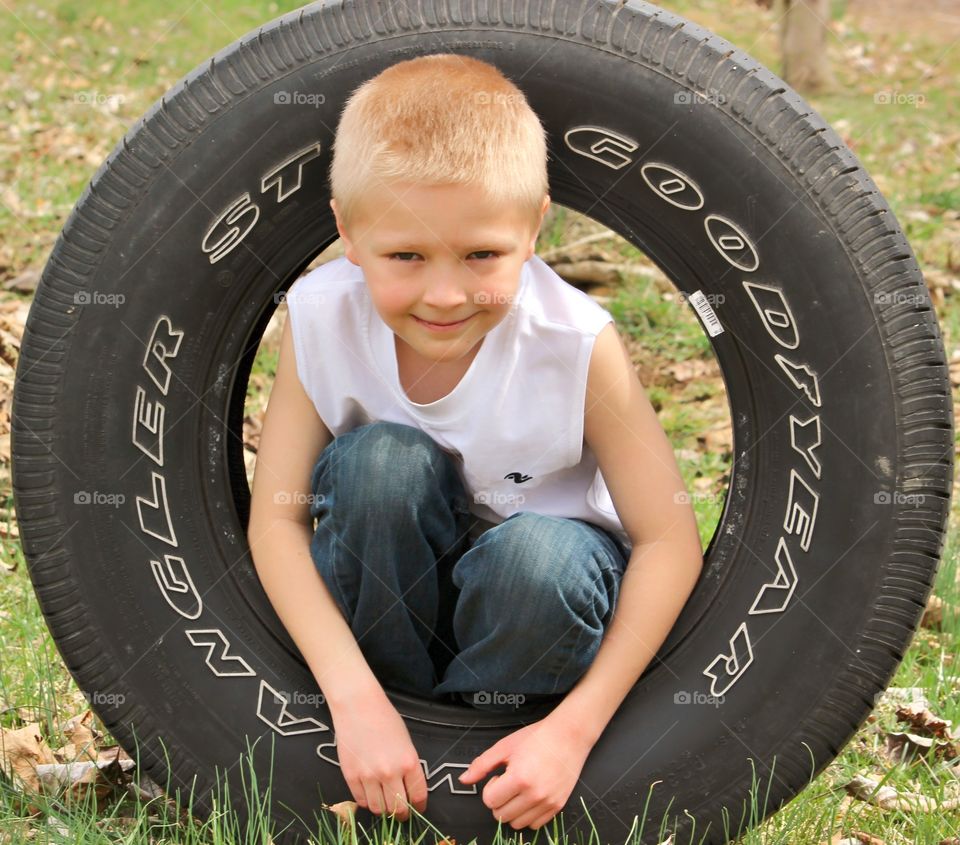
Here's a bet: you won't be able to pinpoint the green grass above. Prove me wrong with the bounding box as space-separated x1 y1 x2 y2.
4 0 960 842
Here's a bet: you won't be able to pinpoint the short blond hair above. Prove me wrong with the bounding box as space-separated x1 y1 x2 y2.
328 53 549 233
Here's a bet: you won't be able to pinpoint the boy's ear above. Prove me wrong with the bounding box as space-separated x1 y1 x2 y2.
330 199 360 265
526 194 551 259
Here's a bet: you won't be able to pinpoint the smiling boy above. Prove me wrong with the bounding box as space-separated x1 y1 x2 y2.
247 53 703 832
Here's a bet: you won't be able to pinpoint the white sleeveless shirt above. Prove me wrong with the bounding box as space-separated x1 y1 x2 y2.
285 254 632 554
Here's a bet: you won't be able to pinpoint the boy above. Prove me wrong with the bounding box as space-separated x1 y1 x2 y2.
247 53 703 832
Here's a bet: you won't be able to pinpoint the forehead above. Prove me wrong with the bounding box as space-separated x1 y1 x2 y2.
355 182 531 248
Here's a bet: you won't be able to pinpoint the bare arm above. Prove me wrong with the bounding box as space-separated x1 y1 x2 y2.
247 518 388 709
247 307 427 819
550 321 703 742
247 308 386 710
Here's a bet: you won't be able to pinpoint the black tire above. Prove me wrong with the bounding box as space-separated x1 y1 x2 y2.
12 1 953 843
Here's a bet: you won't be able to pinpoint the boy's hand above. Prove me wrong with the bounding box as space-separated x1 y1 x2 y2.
329 693 428 822
457 715 594 830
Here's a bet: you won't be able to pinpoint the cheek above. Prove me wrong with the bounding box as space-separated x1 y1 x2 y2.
481 273 521 310
370 281 414 314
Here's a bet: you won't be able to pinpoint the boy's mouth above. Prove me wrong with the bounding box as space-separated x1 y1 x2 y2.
413 313 475 330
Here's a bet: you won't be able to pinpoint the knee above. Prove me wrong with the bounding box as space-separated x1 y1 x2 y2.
314 421 452 509
463 513 600 617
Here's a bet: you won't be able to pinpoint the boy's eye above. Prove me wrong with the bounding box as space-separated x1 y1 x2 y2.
388 251 499 261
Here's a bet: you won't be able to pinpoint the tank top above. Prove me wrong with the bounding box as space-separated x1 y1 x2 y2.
284 254 632 554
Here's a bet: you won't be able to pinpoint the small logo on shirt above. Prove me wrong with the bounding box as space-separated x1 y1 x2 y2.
504 472 533 484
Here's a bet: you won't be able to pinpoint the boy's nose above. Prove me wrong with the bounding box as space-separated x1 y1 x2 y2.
420 276 470 309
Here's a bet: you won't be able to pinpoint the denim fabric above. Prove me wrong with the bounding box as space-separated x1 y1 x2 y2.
308 420 631 712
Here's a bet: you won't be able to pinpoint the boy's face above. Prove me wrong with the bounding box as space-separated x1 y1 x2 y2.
331 181 550 365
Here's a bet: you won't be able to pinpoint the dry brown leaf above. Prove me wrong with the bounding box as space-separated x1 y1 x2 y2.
322 800 358 824
0 723 58 794
883 729 959 765
895 702 955 740
56 709 102 764
921 594 946 629
843 774 960 811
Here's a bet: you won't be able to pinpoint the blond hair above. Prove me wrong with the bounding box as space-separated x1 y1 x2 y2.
328 53 549 233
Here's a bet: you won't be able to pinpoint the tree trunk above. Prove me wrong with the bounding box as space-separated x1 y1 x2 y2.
772 0 835 93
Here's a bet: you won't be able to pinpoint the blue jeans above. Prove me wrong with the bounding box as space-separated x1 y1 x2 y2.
308 421 631 712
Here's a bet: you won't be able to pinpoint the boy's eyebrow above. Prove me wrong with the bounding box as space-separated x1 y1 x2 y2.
372 236 519 252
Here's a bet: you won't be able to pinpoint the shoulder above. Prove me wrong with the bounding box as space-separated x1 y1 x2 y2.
585 321 627 401
285 257 367 322
287 256 365 300
521 255 614 336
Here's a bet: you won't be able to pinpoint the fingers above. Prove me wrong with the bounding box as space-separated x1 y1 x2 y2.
403 765 429 813
361 778 386 816
382 777 410 820
360 778 417 821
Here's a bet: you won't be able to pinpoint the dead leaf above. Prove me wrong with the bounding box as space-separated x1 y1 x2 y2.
322 800 358 824
56 709 102 764
0 722 58 794
921 593 946 629
895 702 955 740
882 730 959 765
843 774 960 811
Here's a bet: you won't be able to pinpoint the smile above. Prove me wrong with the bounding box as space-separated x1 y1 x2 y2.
413 313 475 332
